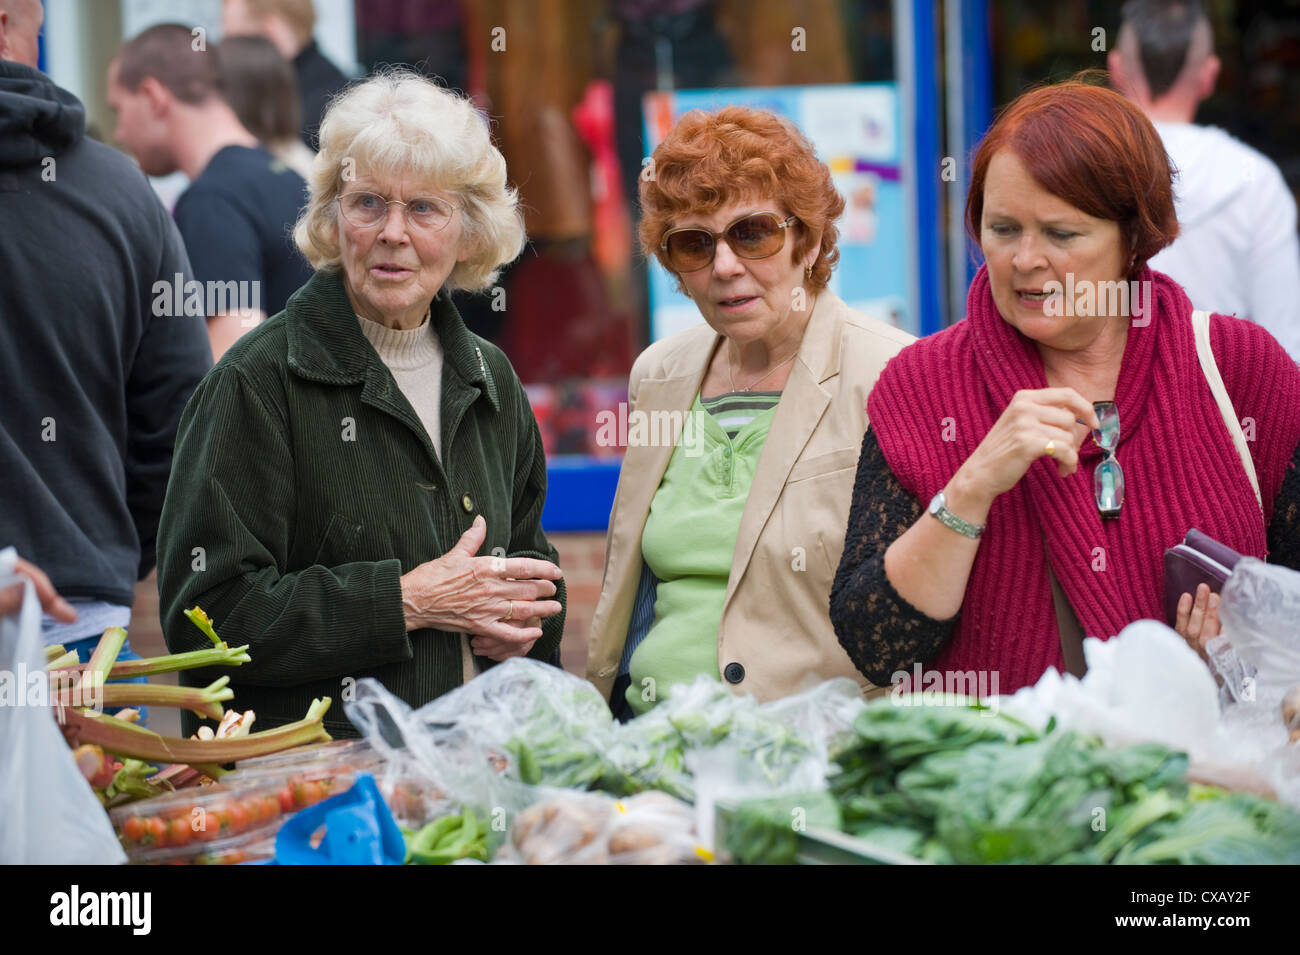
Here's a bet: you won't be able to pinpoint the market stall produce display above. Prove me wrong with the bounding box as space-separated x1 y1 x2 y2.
111 782 284 859
27 570 1300 866
828 700 1300 864
496 790 707 865
403 809 491 864
48 611 332 812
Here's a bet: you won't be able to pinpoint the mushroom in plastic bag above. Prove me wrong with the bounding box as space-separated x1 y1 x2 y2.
495 789 709 865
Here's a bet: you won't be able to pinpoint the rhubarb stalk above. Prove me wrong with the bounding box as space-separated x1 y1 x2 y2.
148 762 227 789
46 650 80 670
52 644 252 681
53 675 235 722
62 697 333 764
149 710 253 784
84 627 127 685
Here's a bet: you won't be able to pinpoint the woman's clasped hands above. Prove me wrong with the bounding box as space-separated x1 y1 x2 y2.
399 515 563 661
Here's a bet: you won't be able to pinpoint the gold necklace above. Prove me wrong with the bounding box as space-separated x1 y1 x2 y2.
727 346 796 393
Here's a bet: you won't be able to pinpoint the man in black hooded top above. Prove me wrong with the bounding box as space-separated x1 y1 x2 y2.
0 0 212 670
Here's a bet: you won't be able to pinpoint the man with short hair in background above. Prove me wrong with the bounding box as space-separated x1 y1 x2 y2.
220 0 350 151
0 2 211 677
108 23 314 360
1110 0 1300 361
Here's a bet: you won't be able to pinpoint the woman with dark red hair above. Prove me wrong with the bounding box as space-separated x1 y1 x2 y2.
831 79 1300 695
586 106 915 718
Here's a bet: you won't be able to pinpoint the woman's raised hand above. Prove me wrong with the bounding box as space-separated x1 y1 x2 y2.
882 389 1103 623
957 388 1101 503
399 516 563 645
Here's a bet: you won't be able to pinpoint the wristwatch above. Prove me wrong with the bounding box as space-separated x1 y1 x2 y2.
927 491 985 539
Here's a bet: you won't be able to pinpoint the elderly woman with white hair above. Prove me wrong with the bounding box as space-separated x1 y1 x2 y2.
157 71 565 737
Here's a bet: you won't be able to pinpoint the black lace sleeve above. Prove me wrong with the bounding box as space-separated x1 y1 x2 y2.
829 426 958 685
1266 438 1300 570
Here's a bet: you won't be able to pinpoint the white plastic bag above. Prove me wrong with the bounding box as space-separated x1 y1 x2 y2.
1001 616 1300 807
0 547 126 863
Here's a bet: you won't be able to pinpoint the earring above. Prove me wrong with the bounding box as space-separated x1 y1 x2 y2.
805 264 813 279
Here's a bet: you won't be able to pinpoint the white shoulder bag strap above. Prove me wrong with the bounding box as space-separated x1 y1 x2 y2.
1191 309 1263 514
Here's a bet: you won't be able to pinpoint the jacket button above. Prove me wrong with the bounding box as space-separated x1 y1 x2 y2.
461 494 474 512
723 662 745 684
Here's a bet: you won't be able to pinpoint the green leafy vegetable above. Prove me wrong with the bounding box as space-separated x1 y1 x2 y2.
828 698 1300 865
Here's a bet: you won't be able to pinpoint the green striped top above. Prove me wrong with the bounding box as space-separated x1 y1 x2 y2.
627 392 779 715
700 390 781 440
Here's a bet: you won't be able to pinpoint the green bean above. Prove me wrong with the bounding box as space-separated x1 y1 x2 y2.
411 814 462 854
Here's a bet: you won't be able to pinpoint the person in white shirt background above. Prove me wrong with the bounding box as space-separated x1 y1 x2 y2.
1109 0 1300 362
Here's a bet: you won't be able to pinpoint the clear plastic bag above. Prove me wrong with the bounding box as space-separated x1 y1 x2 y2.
413 657 617 792
346 662 868 835
604 676 857 801
1219 558 1300 699
1215 558 1300 801
759 677 869 763
373 759 450 831
681 680 863 859
342 678 472 825
0 547 126 863
494 789 707 865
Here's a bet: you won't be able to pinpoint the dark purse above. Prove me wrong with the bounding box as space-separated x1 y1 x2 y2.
1047 527 1245 678
1162 528 1244 627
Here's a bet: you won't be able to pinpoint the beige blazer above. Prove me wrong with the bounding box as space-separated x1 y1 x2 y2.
586 291 915 704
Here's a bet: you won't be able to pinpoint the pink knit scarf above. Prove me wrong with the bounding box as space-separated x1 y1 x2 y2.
867 265 1274 692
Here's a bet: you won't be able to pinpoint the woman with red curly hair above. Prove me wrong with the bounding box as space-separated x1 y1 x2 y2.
831 79 1300 694
586 106 915 717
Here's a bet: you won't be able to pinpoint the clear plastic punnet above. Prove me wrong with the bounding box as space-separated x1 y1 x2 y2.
232 739 375 774
109 780 285 860
122 817 285 866
224 744 385 815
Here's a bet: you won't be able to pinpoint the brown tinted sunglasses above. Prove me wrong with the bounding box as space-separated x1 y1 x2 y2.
660 211 799 273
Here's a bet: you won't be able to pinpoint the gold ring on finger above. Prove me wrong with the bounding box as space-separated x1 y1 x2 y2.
1044 440 1057 458
504 600 514 621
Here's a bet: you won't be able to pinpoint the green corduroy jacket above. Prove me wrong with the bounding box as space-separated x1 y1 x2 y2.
156 268 565 738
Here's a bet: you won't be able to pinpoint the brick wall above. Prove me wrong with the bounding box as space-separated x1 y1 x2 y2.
549 532 607 676
129 531 610 708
